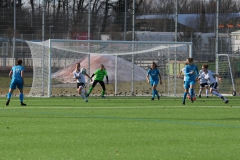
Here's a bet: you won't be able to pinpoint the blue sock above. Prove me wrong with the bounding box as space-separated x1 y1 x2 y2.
190 88 194 98
155 90 159 96
183 92 187 102
152 90 155 98
7 92 12 99
20 93 24 102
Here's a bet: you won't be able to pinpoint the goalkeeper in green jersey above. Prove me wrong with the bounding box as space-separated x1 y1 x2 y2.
86 64 109 98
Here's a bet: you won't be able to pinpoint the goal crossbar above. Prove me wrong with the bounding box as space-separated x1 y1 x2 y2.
31 40 192 55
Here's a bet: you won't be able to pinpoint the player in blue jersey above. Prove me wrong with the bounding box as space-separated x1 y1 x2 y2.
146 62 162 100
6 59 26 106
182 58 199 105
178 66 195 101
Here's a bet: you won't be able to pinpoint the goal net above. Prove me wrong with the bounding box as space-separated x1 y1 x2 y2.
26 40 192 97
217 54 240 96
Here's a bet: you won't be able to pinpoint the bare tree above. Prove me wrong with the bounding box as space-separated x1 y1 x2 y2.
138 0 154 14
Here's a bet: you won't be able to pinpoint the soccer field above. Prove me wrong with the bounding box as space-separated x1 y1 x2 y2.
0 96 240 160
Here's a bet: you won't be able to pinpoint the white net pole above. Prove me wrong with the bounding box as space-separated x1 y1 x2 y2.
87 0 91 91
131 41 135 95
226 55 236 92
218 54 236 95
41 43 44 95
48 40 52 97
115 55 118 95
174 44 177 96
131 54 134 95
189 43 193 57
167 45 170 97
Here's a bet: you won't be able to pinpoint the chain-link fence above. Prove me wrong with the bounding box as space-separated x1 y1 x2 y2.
1 0 240 96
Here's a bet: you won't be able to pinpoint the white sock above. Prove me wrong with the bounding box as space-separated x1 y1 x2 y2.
81 92 87 100
212 90 222 98
199 88 202 95
81 89 86 93
80 93 84 99
206 89 209 96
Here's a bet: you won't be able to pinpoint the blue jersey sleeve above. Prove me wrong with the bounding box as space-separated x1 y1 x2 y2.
147 69 150 75
185 65 191 75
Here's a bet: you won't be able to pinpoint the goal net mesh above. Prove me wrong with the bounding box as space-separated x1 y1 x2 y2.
26 40 191 97
217 54 240 96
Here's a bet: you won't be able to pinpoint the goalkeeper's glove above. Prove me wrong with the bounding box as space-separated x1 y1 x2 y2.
106 80 109 84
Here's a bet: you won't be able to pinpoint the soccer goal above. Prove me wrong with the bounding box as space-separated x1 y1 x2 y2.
217 54 240 96
26 40 192 97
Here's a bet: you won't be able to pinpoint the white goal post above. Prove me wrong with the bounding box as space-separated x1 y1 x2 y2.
217 54 239 96
26 39 192 97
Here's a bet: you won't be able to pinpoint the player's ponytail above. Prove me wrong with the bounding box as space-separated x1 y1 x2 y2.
151 62 159 69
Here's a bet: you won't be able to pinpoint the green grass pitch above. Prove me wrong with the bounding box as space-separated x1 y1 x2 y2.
0 96 240 160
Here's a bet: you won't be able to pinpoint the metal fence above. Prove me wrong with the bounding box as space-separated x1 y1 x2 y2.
1 0 240 96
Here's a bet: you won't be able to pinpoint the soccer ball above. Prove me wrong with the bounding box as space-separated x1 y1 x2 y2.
81 68 87 74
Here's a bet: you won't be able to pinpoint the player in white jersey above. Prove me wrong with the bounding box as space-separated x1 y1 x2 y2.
198 69 209 98
179 67 187 82
198 64 228 104
73 63 92 102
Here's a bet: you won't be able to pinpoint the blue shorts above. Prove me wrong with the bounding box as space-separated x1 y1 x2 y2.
150 80 159 86
9 79 23 89
184 80 196 90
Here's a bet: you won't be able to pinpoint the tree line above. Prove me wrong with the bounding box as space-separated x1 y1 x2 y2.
0 0 240 40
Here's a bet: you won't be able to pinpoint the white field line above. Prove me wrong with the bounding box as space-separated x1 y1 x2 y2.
0 106 239 109
0 99 238 102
